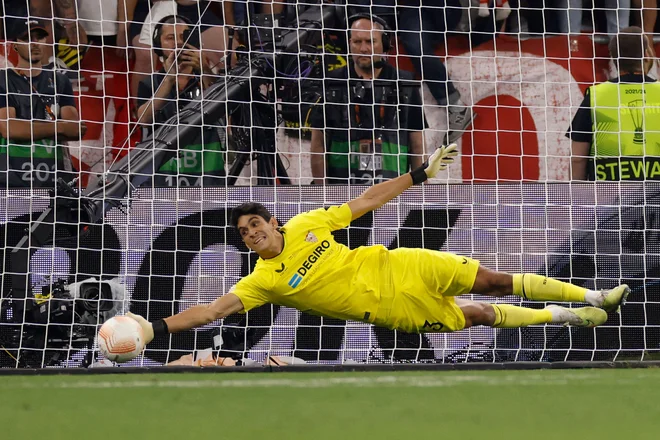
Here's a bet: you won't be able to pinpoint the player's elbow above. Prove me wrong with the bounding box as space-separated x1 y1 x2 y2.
349 196 383 219
205 302 234 323
203 294 242 324
201 305 223 325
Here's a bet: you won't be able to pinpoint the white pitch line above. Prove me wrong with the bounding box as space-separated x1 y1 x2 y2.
0 371 650 390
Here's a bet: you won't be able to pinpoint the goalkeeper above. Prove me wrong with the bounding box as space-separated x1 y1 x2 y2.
128 144 629 342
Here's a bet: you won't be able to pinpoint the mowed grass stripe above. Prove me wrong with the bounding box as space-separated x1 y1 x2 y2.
2 369 660 440
0 370 645 389
1 368 659 389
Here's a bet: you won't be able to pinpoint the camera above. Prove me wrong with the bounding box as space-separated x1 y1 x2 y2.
29 278 123 326
0 278 126 368
212 321 256 360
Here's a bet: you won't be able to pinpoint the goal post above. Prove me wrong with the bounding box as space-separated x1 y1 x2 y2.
0 183 654 368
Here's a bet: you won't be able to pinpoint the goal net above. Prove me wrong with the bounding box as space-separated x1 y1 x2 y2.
0 1 655 368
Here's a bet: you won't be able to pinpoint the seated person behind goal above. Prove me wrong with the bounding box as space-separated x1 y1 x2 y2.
136 15 225 188
128 143 630 345
0 18 86 188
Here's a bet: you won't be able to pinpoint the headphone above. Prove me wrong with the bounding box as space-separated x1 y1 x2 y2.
152 14 193 59
347 13 392 53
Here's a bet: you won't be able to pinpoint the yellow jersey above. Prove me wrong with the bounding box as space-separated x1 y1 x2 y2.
231 204 388 324
231 203 477 333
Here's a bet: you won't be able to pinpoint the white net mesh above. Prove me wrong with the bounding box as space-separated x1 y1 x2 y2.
0 1 656 368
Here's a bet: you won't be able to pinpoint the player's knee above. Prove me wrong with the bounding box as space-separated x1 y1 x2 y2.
472 267 513 297
479 304 497 327
461 302 496 328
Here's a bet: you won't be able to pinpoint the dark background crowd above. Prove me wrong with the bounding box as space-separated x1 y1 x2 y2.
0 0 658 188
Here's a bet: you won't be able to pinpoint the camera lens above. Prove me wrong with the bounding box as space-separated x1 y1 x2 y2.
79 282 114 312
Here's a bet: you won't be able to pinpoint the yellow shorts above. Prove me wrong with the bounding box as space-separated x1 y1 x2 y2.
375 248 480 334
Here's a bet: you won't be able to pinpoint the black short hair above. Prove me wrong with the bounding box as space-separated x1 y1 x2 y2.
229 202 273 230
609 26 648 74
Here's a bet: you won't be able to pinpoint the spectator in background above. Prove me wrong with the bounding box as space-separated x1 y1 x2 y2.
1 0 88 69
557 0 631 35
74 0 141 181
0 19 86 188
478 0 511 18
568 26 660 181
116 0 151 59
129 0 228 98
398 0 476 144
136 15 226 187
77 0 124 45
310 15 426 185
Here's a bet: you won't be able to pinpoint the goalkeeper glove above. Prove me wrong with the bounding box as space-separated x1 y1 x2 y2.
126 312 155 345
410 143 458 184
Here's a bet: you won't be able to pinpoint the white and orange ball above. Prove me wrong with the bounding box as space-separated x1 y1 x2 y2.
98 316 145 363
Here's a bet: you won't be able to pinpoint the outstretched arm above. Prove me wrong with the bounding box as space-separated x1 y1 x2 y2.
347 143 458 220
347 173 415 221
127 293 244 344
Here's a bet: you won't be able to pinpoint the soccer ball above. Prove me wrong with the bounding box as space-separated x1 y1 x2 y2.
98 316 145 363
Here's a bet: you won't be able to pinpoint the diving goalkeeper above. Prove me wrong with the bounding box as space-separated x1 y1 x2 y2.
128 144 629 343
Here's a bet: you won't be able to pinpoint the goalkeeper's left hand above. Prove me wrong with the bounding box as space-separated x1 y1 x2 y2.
425 143 458 178
410 143 458 184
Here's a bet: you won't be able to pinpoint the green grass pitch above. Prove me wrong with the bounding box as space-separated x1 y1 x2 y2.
1 369 658 439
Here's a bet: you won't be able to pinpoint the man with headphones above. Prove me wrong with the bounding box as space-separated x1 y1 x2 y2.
0 18 86 188
136 14 226 188
310 14 426 185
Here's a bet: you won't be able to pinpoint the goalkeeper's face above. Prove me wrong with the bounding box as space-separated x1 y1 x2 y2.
237 214 283 257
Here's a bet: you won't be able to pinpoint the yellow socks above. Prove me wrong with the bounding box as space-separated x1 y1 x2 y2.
512 274 587 303
492 304 553 328
490 274 590 328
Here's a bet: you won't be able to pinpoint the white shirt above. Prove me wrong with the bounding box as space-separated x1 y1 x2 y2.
78 0 119 36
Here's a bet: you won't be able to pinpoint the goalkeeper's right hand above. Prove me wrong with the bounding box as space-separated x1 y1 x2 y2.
126 312 155 345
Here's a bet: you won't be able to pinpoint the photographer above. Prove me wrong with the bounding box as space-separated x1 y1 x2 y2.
137 14 226 187
310 14 426 185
